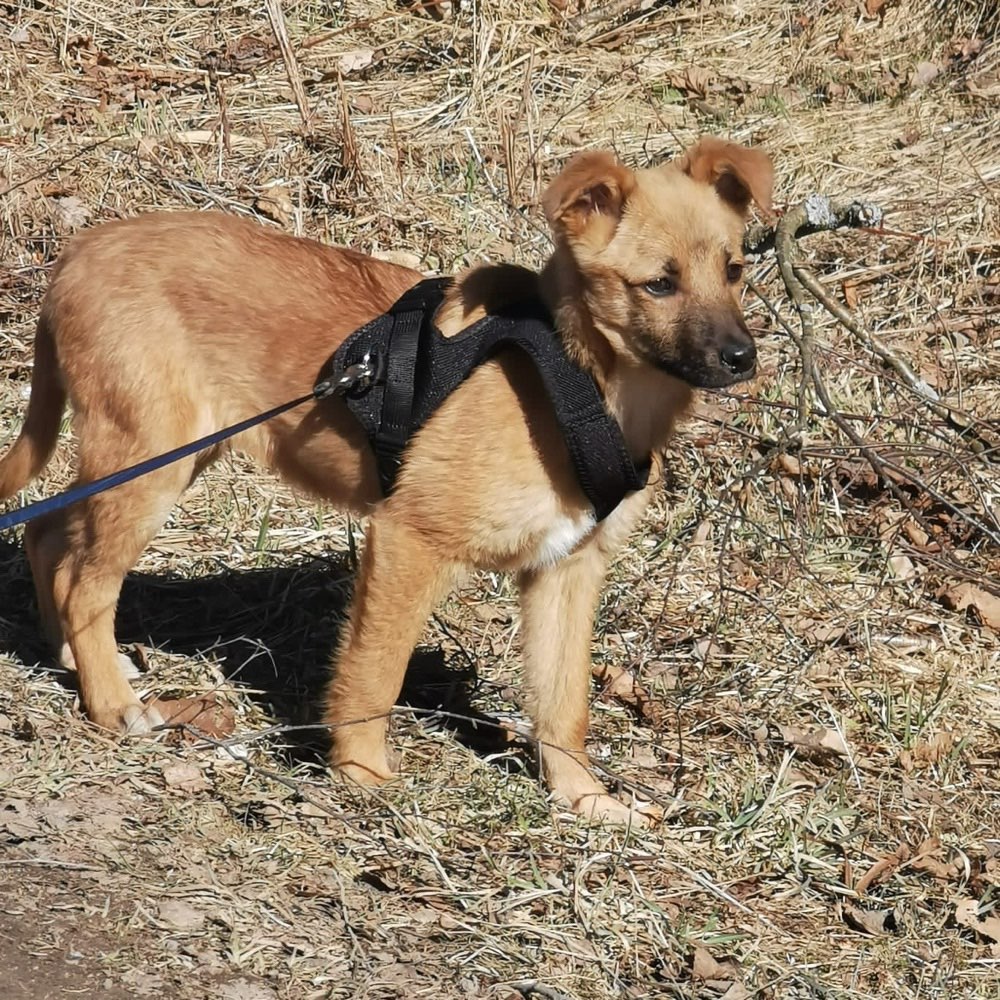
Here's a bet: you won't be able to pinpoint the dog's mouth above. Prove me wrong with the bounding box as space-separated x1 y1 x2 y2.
638 340 757 389
632 316 758 390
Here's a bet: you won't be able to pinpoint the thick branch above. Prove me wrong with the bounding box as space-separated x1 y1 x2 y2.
764 194 997 460
744 195 883 257
770 197 1000 555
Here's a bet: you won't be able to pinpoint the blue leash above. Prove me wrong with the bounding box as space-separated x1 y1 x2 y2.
0 358 377 535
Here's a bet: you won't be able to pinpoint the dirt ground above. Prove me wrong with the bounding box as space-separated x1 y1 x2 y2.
1 1 999 998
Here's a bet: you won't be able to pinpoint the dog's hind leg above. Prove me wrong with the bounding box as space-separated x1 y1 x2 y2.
325 511 459 784
43 409 209 734
26 511 140 681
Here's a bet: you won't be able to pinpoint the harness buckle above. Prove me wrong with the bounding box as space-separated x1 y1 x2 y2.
314 352 378 399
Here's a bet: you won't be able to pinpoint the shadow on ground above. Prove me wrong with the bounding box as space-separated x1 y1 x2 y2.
0 537 508 766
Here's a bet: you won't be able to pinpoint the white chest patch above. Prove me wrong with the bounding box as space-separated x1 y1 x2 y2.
531 510 597 568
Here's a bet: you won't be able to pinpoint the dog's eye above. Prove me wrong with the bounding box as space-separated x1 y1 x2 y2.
726 261 745 284
643 276 676 297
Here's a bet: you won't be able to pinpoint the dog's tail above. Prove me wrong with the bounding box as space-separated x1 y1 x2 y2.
0 310 67 501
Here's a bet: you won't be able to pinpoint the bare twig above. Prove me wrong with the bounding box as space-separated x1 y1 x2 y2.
765 194 997 458
565 0 642 35
511 980 575 1000
0 133 125 199
745 196 884 257
791 263 998 458
264 0 312 133
772 196 1000 556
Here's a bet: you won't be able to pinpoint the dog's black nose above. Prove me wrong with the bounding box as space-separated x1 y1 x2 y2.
720 339 756 375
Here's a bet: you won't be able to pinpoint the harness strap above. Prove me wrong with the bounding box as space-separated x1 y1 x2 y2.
328 278 650 522
376 305 422 494
1 278 649 534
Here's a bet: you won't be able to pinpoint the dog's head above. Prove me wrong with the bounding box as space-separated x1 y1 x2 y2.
542 137 773 389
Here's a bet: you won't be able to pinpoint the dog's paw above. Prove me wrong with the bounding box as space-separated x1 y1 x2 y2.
567 792 662 829
121 701 165 735
88 696 165 736
333 760 398 787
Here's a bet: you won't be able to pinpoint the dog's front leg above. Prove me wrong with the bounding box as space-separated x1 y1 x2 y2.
517 488 656 827
325 510 459 785
518 551 651 827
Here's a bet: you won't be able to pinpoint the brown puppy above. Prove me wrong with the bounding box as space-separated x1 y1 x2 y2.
0 137 772 824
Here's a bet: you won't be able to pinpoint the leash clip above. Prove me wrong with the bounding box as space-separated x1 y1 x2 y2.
314 352 378 399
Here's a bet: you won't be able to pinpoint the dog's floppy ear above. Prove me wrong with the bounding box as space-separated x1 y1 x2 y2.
542 150 635 246
677 137 774 218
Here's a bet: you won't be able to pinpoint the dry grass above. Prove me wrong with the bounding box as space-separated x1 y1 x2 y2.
1 1 999 998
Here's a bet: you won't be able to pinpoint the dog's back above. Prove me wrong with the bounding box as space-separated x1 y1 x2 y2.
0 212 419 501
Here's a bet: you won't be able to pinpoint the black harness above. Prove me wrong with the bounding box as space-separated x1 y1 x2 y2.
318 278 650 522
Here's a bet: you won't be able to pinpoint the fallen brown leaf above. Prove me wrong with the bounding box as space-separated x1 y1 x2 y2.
855 844 909 895
910 61 941 89
954 897 1000 953
938 583 1000 629
779 725 850 762
157 899 207 932
669 65 714 99
0 800 44 841
151 695 236 741
839 900 897 935
720 985 750 1000
50 195 91 233
690 945 747 1000
691 945 740 981
967 71 1000 99
950 37 985 63
909 837 961 881
910 730 957 767
592 663 664 725
218 979 278 1000
984 857 1000 886
338 48 374 75
254 184 294 227
795 616 846 645
888 554 920 581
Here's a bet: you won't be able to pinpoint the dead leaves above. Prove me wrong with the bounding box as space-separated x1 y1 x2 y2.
836 842 925 937
690 946 747 997
662 65 750 115
0 799 45 842
669 66 714 100
954 898 1000 956
853 843 910 896
778 724 850 763
161 762 211 794
910 838 963 882
49 194 90 233
837 839 992 943
839 900 898 935
910 61 941 89
898 731 958 773
156 898 208 932
850 838 964 894
938 582 1000 630
592 663 665 726
151 694 237 742
254 183 295 227
338 48 374 76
